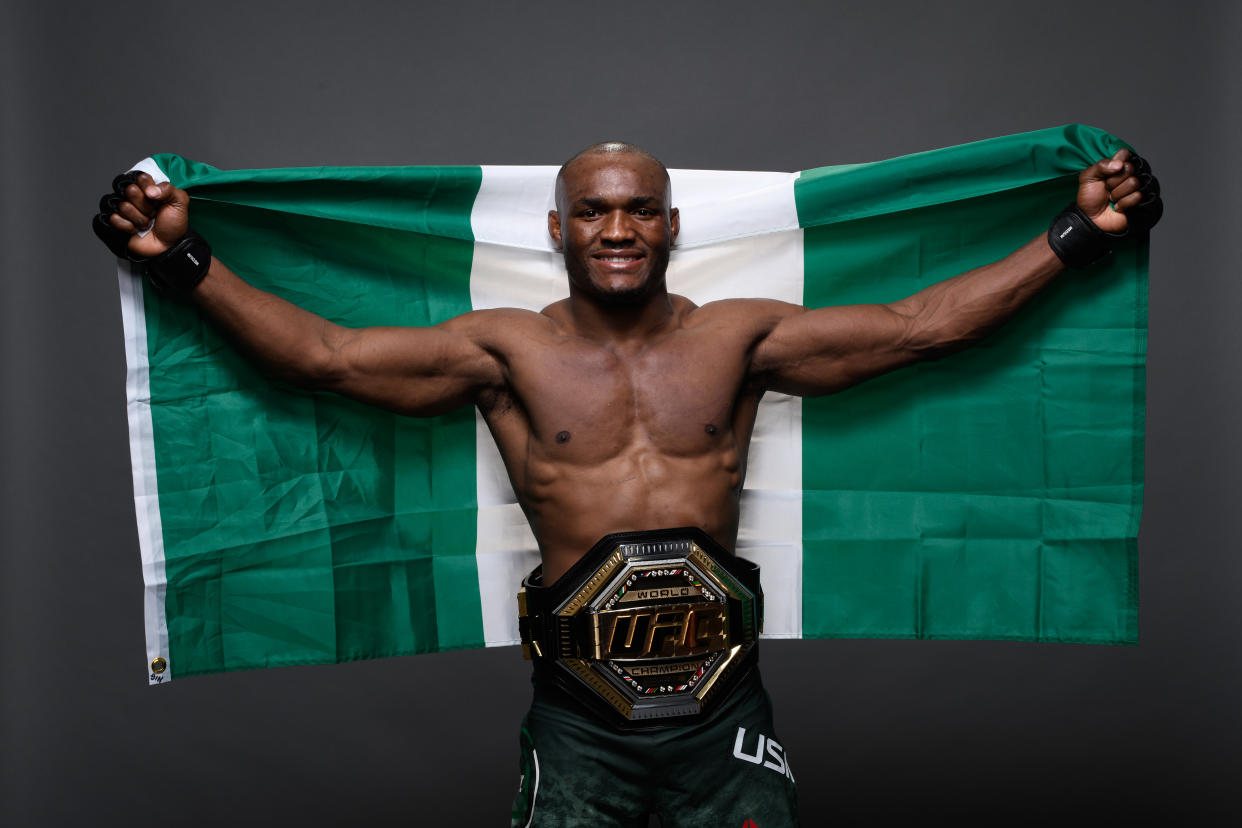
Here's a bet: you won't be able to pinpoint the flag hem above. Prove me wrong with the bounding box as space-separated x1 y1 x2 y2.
119 157 174 685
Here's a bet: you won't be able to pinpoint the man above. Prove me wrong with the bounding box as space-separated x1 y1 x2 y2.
95 141 1159 826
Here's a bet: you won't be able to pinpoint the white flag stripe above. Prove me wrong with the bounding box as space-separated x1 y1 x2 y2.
470 243 568 313
119 156 175 683
737 392 804 639
667 226 805 639
469 166 804 645
468 165 560 251
475 413 541 646
666 169 800 248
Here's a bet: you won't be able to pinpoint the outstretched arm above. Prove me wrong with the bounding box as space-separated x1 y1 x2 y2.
751 150 1155 396
99 172 505 416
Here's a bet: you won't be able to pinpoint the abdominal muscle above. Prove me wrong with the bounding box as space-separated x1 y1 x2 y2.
517 448 744 585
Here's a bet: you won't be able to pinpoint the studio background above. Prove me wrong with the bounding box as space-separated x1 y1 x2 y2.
2 2 1237 824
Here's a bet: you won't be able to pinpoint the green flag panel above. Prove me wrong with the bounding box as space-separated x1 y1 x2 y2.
797 126 1143 643
145 160 484 676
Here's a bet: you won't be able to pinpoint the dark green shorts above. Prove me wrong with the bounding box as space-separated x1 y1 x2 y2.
510 668 798 828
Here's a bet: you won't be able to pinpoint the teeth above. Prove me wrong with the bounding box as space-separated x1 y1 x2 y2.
600 256 638 262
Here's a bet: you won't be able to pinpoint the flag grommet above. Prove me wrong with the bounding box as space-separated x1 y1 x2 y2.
151 657 167 674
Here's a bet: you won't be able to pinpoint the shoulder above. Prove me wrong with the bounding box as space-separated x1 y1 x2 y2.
683 296 805 336
440 306 556 342
429 308 558 376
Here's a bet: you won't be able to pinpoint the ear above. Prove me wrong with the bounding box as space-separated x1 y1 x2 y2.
669 207 680 245
548 209 562 248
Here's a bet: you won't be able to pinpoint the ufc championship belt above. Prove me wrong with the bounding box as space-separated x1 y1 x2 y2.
518 528 762 727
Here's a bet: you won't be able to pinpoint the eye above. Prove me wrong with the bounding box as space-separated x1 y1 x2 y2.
634 208 653 217
581 209 598 218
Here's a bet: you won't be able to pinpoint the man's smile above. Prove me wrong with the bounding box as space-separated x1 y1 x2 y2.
592 251 647 271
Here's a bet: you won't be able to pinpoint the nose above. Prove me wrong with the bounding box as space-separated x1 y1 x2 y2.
600 210 635 243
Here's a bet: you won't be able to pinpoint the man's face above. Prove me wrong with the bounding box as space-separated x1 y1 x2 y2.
549 153 680 306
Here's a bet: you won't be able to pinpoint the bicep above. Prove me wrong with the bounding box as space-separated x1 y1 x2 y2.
750 302 919 396
323 313 505 416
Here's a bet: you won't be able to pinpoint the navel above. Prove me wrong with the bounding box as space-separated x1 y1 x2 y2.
704 424 718 436
555 430 571 444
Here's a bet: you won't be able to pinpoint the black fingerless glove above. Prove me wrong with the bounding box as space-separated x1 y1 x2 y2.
92 170 212 295
92 171 147 261
1048 152 1163 269
1122 153 1163 235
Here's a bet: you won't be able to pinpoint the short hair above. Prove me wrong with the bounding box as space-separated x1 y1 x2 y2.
556 141 669 186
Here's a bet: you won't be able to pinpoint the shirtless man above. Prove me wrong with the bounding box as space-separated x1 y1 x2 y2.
96 141 1159 827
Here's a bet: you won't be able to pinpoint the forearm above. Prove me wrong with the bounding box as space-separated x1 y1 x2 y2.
889 235 1064 357
96 171 500 409
189 257 346 387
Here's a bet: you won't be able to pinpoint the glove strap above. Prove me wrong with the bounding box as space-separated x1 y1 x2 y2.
1047 203 1125 269
146 231 212 295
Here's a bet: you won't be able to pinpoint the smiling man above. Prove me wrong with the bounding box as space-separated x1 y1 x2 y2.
94 140 1160 827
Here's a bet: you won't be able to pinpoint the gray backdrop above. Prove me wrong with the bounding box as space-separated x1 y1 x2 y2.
3 1 1238 824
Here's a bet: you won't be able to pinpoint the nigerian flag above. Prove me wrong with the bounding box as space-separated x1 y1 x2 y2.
117 124 1145 684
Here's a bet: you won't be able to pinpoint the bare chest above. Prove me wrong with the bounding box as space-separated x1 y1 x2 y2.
503 330 751 461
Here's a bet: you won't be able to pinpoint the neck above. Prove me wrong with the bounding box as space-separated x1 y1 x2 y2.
565 286 677 347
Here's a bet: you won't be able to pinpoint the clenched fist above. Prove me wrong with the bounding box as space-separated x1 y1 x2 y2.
92 171 192 260
1049 148 1163 268
1075 148 1163 235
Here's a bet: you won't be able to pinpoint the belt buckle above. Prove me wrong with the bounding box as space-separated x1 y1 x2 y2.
520 528 762 726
